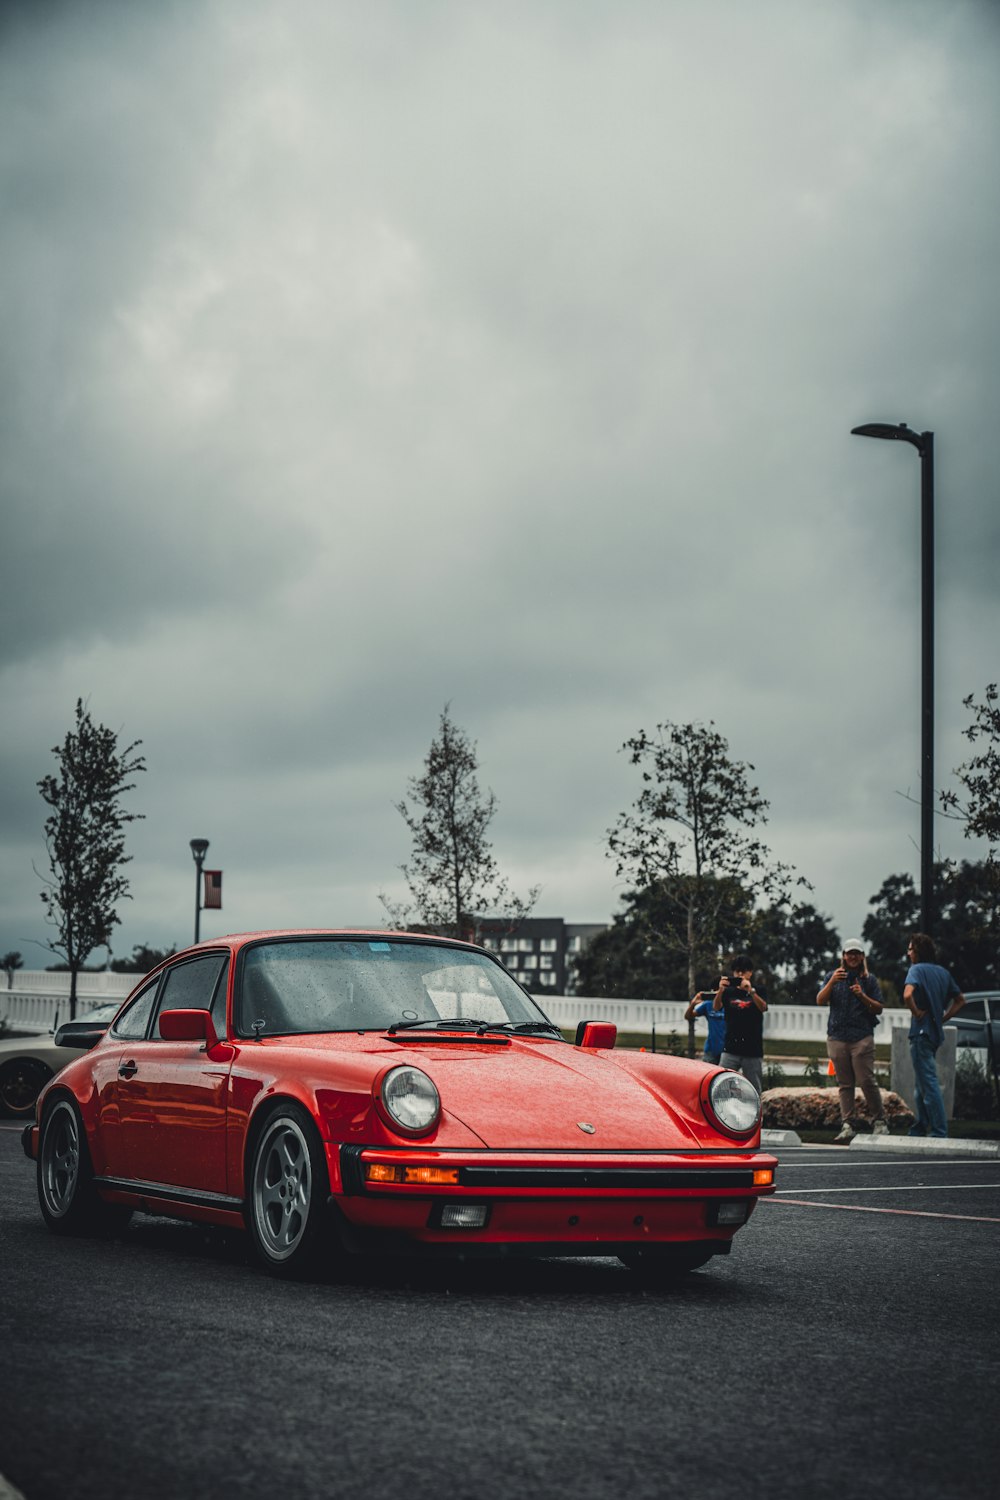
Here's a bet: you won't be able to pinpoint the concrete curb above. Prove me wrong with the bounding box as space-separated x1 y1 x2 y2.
761 1129 802 1147
849 1135 1000 1158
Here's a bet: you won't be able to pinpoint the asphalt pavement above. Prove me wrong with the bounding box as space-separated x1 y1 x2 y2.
1 1122 998 1500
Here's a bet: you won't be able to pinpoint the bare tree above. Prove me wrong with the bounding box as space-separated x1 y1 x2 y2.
381 706 538 941
37 700 146 1017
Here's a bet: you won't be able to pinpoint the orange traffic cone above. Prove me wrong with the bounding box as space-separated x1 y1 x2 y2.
827 1059 837 1079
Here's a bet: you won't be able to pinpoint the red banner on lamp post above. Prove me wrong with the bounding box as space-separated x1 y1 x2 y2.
203 870 223 910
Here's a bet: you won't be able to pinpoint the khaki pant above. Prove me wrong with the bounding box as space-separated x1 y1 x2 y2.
826 1035 884 1122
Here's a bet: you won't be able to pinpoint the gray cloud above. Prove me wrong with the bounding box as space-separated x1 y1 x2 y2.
2 0 998 967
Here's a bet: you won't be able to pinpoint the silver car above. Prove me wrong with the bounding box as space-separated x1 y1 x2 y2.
0 1003 120 1117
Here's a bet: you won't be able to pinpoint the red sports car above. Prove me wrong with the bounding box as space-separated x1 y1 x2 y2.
24 931 776 1279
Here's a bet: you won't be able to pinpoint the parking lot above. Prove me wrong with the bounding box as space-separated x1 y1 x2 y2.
767 1140 1000 1223
1 1123 998 1500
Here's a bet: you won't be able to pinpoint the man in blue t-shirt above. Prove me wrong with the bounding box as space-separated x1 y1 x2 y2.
903 932 966 1138
684 988 727 1065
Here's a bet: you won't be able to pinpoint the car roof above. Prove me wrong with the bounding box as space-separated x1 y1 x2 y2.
169 929 484 959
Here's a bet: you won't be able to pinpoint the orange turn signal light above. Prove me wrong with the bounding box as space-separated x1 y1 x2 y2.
364 1163 460 1186
753 1168 774 1186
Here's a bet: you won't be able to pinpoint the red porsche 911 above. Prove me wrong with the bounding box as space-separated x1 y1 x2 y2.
24 930 776 1279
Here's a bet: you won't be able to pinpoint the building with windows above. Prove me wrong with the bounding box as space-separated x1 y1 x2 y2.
476 917 607 996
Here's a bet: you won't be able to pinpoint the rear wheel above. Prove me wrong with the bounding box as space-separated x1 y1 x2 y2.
247 1104 338 1279
0 1058 52 1117
37 1097 132 1236
619 1244 719 1278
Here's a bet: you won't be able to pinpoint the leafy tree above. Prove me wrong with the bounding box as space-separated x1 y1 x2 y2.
607 720 802 997
752 901 841 1004
2 951 23 989
572 886 837 1009
940 684 1000 850
862 859 1000 995
381 706 538 941
37 700 145 1017
570 878 752 1002
111 943 176 974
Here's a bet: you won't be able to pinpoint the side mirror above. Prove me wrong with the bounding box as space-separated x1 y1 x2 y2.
54 1021 110 1051
158 1008 219 1046
574 1020 617 1049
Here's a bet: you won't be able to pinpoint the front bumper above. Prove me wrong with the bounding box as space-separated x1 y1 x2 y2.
329 1143 777 1256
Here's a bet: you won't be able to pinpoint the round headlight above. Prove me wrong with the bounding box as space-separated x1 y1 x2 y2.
378 1066 440 1134
707 1071 760 1135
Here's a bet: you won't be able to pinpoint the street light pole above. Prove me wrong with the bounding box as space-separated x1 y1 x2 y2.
851 422 935 934
190 838 209 943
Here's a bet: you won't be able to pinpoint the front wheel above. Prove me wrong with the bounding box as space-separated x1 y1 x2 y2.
247 1105 337 1279
619 1244 719 1279
37 1097 132 1236
0 1058 53 1117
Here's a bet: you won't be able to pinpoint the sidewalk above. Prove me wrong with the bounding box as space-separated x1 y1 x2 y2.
850 1134 1000 1158
761 1127 1000 1156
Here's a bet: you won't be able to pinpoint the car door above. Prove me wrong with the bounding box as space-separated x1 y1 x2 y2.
114 953 232 1195
86 979 161 1179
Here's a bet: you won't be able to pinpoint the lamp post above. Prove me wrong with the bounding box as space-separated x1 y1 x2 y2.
190 838 209 943
850 421 935 934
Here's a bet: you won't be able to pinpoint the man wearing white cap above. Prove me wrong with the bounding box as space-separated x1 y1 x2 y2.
816 940 887 1143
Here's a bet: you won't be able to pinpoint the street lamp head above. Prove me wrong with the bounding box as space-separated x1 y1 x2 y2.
851 422 928 453
190 838 209 863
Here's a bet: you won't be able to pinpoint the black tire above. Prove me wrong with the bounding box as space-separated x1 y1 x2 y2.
37 1096 132 1237
246 1103 338 1280
0 1058 53 1118
619 1244 718 1278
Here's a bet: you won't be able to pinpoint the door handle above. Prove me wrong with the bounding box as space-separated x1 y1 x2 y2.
118 1060 138 1079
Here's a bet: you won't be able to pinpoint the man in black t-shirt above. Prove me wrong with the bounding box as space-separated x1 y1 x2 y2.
711 954 767 1096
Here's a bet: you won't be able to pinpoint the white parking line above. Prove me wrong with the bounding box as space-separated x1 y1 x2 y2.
776 1183 1000 1194
764 1198 1000 1224
779 1157 1000 1168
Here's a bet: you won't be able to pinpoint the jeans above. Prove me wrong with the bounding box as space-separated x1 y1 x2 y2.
703 1049 722 1066
720 1052 763 1096
909 1034 948 1137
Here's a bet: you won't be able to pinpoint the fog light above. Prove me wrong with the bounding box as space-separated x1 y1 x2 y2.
753 1168 774 1186
713 1201 749 1226
439 1204 489 1229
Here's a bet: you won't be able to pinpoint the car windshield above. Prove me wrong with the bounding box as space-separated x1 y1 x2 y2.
236 939 555 1037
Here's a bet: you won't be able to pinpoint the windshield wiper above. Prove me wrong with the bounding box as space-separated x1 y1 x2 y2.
384 1017 562 1037
385 1017 495 1035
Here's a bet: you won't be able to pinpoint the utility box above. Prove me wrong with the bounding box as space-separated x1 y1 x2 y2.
891 1025 957 1119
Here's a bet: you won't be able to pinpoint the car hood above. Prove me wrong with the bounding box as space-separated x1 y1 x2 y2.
375 1038 704 1150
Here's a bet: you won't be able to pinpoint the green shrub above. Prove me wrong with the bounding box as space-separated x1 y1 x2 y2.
954 1051 998 1120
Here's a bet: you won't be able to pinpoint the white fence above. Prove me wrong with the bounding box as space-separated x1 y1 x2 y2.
1 971 908 1044
543 995 909 1043
1 972 137 1031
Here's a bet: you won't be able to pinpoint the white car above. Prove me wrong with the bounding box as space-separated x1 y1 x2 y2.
0 1003 120 1117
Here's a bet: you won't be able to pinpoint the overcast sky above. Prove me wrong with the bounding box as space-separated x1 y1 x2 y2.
2 0 998 976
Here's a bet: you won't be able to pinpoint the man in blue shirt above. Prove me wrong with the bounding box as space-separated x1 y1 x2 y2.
903 932 966 1138
684 987 727 1065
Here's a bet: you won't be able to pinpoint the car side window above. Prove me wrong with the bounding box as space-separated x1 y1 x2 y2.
153 955 229 1039
210 960 230 1037
112 981 160 1041
961 1000 986 1021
